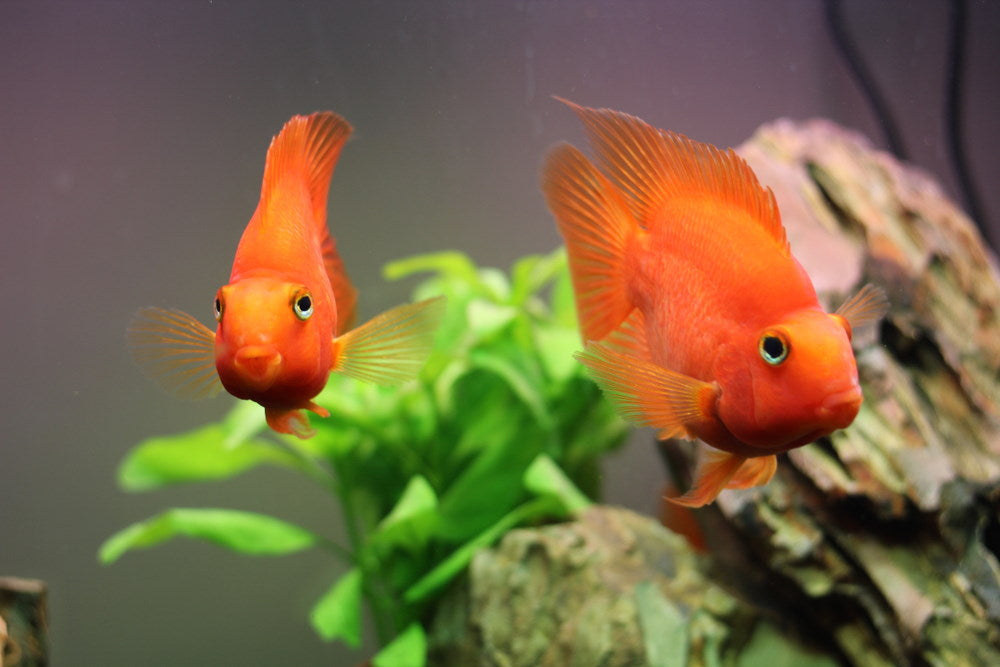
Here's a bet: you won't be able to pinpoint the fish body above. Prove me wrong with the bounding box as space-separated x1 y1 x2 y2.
542 100 887 505
130 112 443 438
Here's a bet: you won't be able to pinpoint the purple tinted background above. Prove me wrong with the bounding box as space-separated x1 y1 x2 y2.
1 1 997 664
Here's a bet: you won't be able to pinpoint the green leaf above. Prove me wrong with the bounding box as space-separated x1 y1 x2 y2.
406 496 559 603
523 454 592 514
381 476 437 527
383 251 479 286
467 348 552 431
736 621 839 667
476 267 511 302
549 249 578 328
533 322 583 384
510 250 565 306
310 568 364 647
373 623 427 667
371 476 439 552
118 425 297 491
466 299 518 338
220 399 268 449
635 581 689 667
98 508 318 563
435 403 543 541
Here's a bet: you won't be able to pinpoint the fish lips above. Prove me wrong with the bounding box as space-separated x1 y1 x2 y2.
231 345 284 391
815 382 863 428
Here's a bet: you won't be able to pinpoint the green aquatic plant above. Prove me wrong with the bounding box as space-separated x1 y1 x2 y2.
101 248 628 666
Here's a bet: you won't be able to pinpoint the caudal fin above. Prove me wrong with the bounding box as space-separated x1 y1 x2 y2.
261 112 357 332
542 143 637 342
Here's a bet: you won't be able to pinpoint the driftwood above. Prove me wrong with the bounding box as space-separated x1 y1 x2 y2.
428 119 1000 666
0 578 47 667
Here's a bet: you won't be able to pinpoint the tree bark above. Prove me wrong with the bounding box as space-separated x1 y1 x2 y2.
0 578 48 667
429 119 1000 666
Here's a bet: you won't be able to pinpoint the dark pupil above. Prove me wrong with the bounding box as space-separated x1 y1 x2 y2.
297 295 312 311
214 298 221 313
762 336 784 360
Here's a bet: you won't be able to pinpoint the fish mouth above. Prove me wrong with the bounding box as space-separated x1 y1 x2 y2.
816 384 863 426
233 345 283 391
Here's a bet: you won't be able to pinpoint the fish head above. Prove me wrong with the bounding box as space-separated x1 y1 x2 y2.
213 275 333 405
723 308 862 452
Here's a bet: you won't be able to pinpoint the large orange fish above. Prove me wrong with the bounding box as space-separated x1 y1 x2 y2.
129 112 444 438
542 100 887 506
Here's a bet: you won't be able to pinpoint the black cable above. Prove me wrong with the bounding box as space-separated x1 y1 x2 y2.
823 0 908 160
944 0 988 237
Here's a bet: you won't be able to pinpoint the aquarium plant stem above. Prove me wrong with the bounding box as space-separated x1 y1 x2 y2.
324 454 396 645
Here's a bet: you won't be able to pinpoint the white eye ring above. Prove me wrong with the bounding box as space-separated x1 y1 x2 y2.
758 331 789 366
214 295 223 322
293 292 313 320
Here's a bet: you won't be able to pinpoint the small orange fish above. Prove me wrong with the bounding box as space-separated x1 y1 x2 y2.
129 112 444 438
542 100 887 506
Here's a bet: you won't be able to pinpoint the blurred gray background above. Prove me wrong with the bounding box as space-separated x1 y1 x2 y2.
2 1 997 664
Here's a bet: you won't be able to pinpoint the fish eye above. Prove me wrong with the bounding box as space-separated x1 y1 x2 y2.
293 292 313 320
214 294 224 322
758 331 789 366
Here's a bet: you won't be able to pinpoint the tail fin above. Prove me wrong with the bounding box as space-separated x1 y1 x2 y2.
261 112 357 332
541 143 637 342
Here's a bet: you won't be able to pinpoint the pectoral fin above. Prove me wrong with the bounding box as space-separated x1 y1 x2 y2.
575 341 718 440
331 296 445 385
127 307 222 399
835 283 889 339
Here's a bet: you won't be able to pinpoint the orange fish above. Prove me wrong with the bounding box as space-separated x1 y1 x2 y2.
542 100 887 506
129 112 444 438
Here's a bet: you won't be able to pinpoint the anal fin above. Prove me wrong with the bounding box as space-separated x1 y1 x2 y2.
726 455 778 490
667 450 746 508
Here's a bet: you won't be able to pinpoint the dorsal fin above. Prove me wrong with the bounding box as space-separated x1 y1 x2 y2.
557 98 788 255
542 143 637 343
260 111 352 224
260 112 357 331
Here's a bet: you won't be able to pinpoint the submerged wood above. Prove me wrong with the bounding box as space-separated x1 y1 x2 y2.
0 578 47 667
429 119 1000 666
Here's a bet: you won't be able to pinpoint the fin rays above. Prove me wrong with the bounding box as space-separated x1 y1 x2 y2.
575 342 717 440
260 112 358 330
332 297 446 385
260 111 352 225
127 307 222 400
542 143 636 342
836 283 889 335
557 98 788 255
668 450 747 508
